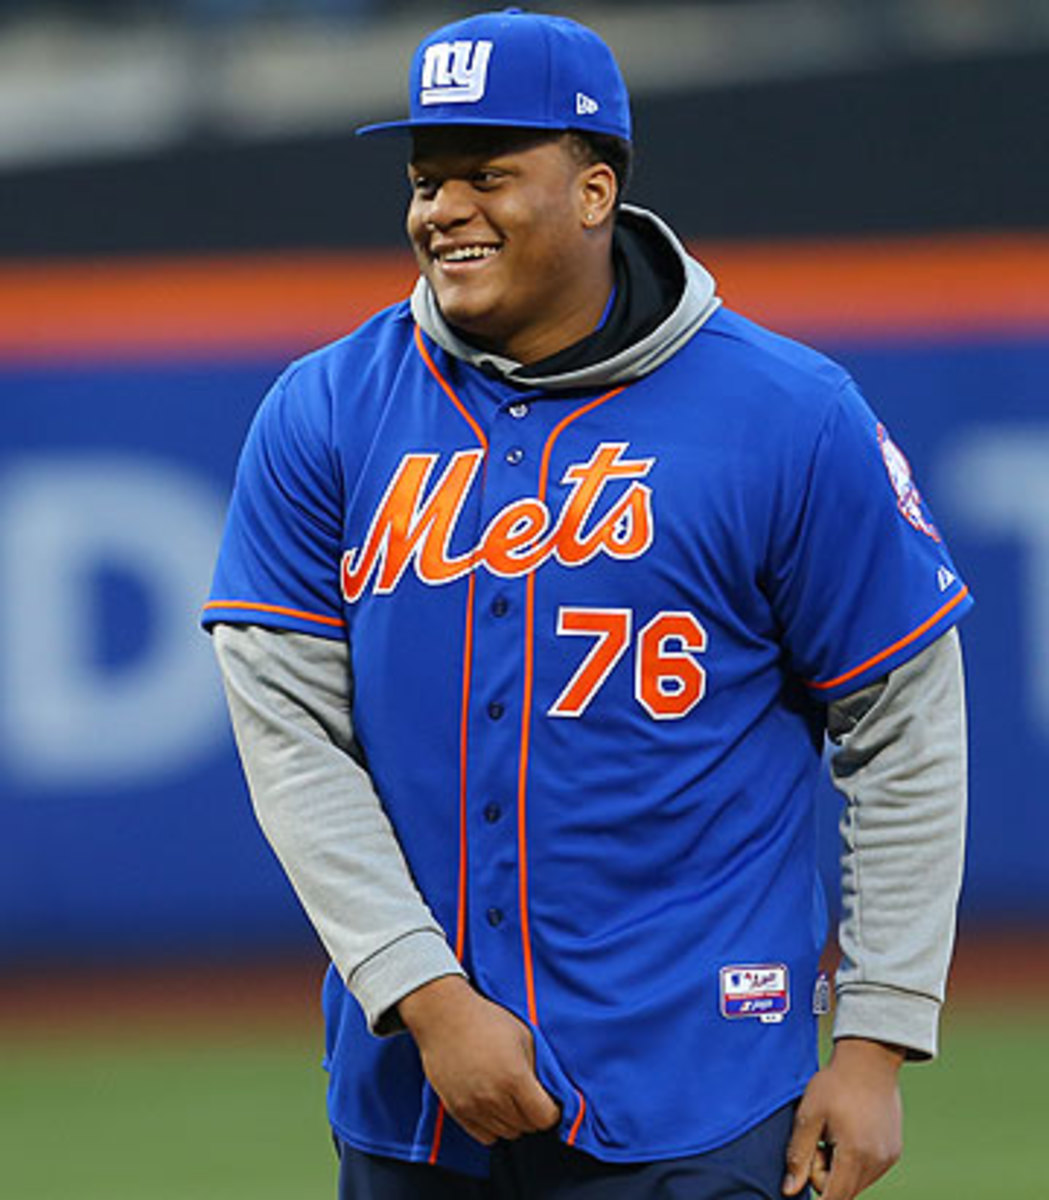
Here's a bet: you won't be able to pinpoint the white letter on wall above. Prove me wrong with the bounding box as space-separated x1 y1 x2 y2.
0 456 228 787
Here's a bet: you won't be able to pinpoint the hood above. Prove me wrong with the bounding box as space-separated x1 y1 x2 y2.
410 204 721 391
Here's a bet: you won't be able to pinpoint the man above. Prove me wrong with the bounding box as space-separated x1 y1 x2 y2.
203 9 971 1199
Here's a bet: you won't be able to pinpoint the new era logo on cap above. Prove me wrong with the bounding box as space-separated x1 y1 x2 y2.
575 92 599 116
420 40 493 106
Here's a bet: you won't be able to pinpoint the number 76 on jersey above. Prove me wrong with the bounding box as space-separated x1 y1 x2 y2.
548 606 708 721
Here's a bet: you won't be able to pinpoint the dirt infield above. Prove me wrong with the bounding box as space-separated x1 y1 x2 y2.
0 954 327 1038
945 929 1049 1002
1 931 1046 1037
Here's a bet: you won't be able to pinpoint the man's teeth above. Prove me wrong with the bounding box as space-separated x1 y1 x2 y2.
441 246 499 262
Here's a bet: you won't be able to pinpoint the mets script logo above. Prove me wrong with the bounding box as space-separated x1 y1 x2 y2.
341 442 654 602
877 423 940 542
420 40 493 106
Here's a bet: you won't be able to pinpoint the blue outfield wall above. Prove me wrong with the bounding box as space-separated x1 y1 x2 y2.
0 359 315 963
0 329 1046 966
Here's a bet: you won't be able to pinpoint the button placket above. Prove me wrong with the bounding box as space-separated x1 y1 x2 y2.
462 391 547 973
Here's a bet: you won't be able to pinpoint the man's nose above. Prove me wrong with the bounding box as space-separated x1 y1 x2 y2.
424 180 477 228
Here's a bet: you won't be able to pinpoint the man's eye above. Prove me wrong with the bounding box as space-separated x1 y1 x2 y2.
473 170 502 188
411 176 436 198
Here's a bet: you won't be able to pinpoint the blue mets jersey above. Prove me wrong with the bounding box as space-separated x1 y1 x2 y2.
204 300 971 1173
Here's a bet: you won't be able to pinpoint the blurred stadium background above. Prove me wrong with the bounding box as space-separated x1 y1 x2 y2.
1 1 1047 1197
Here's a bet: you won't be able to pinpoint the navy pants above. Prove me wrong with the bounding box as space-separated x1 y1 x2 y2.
336 1102 806 1199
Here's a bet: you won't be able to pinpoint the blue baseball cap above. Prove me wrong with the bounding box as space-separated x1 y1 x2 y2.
357 7 632 142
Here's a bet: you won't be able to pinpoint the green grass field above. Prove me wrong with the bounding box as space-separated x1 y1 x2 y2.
1 1008 1044 1199
0 1029 334 1200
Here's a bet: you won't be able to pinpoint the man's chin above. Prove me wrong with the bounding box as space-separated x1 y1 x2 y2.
433 298 508 352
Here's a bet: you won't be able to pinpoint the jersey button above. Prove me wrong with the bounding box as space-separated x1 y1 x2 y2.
505 446 525 465
484 803 502 823
491 596 509 617
487 701 505 720
508 402 529 419
486 907 504 927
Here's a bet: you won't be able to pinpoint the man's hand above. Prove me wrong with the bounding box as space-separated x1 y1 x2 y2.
398 976 562 1146
782 1038 905 1199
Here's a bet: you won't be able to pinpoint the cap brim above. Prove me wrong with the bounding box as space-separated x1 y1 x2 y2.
356 116 606 138
355 118 418 137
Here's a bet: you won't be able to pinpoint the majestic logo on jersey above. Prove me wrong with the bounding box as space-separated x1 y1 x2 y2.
420 40 493 105
877 423 940 542
341 442 654 602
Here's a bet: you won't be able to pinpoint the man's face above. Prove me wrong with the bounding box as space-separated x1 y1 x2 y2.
406 127 607 364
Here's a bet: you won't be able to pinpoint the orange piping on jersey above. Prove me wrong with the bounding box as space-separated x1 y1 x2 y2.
414 325 491 1168
807 586 970 692
427 1103 447 1165
415 322 490 963
519 387 626 1026
454 573 479 962
202 599 345 628
415 325 488 445
566 1089 588 1146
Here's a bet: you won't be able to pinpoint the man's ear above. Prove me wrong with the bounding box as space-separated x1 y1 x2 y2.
579 161 617 228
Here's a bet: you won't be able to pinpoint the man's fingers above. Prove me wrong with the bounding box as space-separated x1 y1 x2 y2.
449 1069 558 1144
406 986 563 1145
819 1146 866 1200
821 1141 900 1200
809 1143 831 1194
450 1098 524 1145
454 1113 498 1145
511 1076 562 1132
782 1103 824 1196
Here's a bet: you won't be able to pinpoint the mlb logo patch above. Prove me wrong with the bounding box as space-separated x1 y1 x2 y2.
720 964 790 1024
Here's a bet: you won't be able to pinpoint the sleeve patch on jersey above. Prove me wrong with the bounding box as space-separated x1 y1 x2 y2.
719 964 790 1024
878 423 940 542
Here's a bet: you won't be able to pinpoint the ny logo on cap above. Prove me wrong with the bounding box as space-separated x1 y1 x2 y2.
420 40 493 105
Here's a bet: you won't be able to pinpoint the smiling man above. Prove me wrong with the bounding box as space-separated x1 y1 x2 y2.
204 9 972 1200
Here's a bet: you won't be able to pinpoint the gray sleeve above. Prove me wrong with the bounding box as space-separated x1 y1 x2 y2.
211 622 466 1034
827 626 968 1059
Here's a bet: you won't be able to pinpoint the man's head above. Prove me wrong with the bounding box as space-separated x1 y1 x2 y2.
359 9 634 364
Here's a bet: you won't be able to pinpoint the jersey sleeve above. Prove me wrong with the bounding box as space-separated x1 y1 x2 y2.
202 364 346 639
769 378 972 701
